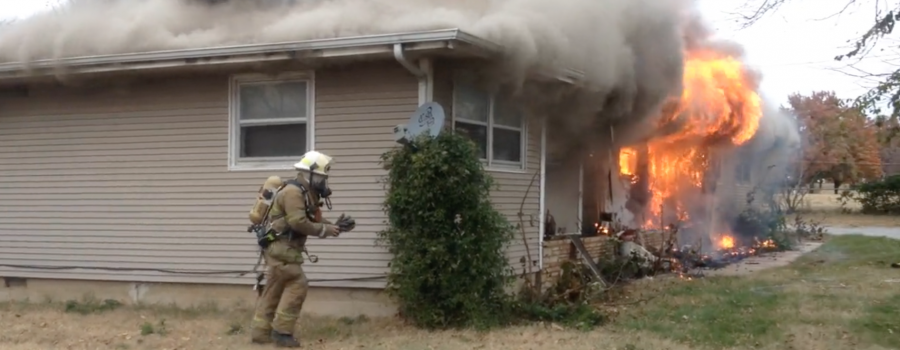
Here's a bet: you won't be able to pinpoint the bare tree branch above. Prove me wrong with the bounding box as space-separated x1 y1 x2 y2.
811 0 861 22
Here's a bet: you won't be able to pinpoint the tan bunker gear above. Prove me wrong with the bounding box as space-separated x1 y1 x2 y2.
250 177 337 346
248 151 346 348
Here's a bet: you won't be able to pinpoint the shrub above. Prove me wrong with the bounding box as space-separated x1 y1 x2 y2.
849 175 900 214
378 132 516 329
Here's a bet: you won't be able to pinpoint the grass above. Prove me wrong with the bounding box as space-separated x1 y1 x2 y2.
615 234 900 349
616 276 785 347
1 235 898 350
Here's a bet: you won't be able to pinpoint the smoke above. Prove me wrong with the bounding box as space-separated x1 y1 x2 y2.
751 100 801 162
0 0 702 140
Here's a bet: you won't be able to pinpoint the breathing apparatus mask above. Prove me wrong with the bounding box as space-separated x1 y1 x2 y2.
308 171 333 209
305 166 333 210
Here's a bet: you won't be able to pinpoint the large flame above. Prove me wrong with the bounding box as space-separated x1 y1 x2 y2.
620 50 762 227
719 235 735 249
619 147 637 176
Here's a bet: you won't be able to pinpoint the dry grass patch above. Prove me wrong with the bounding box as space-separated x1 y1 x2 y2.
0 299 696 350
786 192 900 227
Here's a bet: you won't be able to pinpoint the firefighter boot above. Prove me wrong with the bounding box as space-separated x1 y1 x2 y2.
250 330 272 344
271 330 301 348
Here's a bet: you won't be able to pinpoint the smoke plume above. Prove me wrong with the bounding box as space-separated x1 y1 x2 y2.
0 0 698 132
0 0 797 164
737 98 802 188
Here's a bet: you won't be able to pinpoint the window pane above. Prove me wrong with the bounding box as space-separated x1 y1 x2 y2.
493 128 522 163
454 82 490 123
240 81 308 120
240 123 307 158
455 121 488 159
493 97 523 128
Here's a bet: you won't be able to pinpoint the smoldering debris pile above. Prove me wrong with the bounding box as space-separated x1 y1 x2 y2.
615 227 783 279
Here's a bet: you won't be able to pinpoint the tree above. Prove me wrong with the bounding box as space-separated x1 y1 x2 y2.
874 114 900 175
736 0 900 118
786 91 884 192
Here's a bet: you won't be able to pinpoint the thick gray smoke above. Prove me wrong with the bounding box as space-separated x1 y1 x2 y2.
740 99 802 186
0 0 796 166
0 0 694 138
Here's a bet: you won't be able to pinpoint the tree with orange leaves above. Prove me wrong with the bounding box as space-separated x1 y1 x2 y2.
786 91 883 193
874 115 900 176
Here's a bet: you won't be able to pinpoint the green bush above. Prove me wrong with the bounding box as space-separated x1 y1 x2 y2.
851 175 900 214
738 187 795 249
378 132 516 329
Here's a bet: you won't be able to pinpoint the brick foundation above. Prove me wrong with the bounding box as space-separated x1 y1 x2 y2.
540 230 671 289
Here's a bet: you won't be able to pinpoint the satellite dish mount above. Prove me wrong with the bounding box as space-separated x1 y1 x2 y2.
393 101 446 148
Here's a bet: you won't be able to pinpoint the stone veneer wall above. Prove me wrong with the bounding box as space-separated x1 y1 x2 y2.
540 230 669 289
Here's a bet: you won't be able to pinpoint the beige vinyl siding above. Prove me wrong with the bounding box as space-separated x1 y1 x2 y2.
433 63 542 275
0 62 418 288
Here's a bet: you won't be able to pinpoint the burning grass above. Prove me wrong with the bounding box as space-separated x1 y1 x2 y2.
1 235 897 350
669 235 781 273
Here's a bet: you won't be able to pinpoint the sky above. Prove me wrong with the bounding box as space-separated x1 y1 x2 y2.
697 0 896 105
0 0 894 107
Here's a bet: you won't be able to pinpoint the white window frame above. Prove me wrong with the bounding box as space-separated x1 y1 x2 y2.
228 71 316 171
451 80 527 173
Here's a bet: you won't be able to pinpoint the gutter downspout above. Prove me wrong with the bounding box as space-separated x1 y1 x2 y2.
393 43 432 105
538 118 547 271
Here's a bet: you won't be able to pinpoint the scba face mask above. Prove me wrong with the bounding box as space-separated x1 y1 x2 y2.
308 172 333 211
310 174 332 199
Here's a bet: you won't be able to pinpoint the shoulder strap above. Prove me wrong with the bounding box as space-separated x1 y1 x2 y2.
258 182 289 225
284 179 308 194
280 180 318 221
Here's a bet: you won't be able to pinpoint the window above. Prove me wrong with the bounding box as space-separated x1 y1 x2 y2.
229 72 313 170
452 80 526 170
736 162 752 184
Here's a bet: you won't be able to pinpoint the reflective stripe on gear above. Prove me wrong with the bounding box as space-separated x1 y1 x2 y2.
276 310 299 322
251 316 271 328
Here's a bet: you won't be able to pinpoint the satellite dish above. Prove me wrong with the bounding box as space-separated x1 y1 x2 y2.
393 102 445 145
407 102 445 138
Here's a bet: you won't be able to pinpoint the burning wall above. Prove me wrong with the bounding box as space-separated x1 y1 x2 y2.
602 49 772 251
605 49 801 252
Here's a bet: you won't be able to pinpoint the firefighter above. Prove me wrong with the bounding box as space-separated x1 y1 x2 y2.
250 151 346 348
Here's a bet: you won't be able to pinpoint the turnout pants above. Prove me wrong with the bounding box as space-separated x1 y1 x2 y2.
250 240 309 339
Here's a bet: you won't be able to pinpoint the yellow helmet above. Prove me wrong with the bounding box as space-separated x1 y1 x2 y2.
293 150 333 176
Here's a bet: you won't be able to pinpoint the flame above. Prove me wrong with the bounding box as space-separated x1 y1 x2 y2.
594 222 611 236
719 235 735 249
757 238 776 249
618 50 762 227
619 148 637 176
660 50 762 146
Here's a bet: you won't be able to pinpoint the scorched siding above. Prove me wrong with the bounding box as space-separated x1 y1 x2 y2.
0 62 418 289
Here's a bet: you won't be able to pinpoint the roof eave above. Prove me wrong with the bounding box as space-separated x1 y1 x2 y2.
0 28 503 80
0 28 587 86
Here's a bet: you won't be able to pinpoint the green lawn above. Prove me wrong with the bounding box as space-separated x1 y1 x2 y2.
614 234 900 349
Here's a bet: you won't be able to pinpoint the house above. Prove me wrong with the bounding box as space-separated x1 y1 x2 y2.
0 29 592 316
